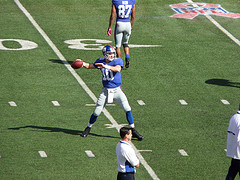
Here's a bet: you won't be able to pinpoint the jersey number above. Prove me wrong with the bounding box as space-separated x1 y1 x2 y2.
118 5 132 18
101 69 114 81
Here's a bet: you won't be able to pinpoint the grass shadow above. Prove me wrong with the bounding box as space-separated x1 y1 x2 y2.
205 79 240 88
8 125 120 139
49 59 74 65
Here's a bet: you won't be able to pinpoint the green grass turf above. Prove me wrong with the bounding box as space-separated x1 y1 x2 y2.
1 0 240 179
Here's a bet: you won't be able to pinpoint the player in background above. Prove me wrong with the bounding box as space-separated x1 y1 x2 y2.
74 45 143 140
107 0 136 68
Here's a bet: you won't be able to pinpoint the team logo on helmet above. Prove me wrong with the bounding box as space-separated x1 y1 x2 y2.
102 45 116 61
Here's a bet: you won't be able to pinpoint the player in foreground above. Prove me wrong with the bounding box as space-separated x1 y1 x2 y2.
226 104 240 179
71 45 144 140
116 127 140 180
107 0 136 68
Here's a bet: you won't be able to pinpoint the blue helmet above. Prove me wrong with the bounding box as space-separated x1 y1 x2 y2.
102 45 116 61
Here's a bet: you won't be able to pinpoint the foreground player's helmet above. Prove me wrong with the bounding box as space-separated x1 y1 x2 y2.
102 45 116 61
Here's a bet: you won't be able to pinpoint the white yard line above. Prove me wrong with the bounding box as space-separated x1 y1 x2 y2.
8 101 17 106
179 99 188 105
52 101 60 106
221 99 230 105
38 151 47 158
85 150 95 158
178 149 189 156
187 0 240 47
14 0 160 179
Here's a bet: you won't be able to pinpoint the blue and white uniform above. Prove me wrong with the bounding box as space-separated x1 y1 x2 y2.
116 140 139 173
113 0 136 22
93 58 123 88
113 0 136 47
88 57 134 128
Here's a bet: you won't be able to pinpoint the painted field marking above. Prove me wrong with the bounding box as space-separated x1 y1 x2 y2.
187 0 240 47
137 100 146 106
8 101 17 106
179 100 188 105
104 124 128 129
178 149 189 156
221 100 230 105
52 101 60 106
85 150 95 158
38 151 47 158
129 44 162 48
14 1 160 179
138 150 153 152
85 104 116 106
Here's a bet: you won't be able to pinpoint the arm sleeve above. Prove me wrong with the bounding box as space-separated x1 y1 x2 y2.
123 147 139 167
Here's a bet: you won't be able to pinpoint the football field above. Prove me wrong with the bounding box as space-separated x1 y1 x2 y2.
1 0 240 179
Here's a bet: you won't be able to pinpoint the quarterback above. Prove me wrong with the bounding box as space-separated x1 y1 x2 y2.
72 45 144 140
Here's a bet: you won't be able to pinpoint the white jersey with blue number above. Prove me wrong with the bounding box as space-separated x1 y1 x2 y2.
113 0 136 22
93 58 123 88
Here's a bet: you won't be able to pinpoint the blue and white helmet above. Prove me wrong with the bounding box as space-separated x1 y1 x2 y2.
102 45 116 61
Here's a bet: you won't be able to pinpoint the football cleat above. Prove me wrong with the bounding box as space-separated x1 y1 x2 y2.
102 45 116 61
125 57 130 68
81 127 91 137
131 128 144 141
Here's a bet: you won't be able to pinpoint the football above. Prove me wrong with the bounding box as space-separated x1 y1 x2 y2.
71 59 83 69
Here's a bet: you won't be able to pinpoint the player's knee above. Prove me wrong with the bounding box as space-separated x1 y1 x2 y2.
123 106 131 112
123 44 129 48
93 107 103 116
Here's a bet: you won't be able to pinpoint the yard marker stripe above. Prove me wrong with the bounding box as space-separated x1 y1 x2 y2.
187 0 240 47
221 100 230 105
104 123 128 128
138 150 153 152
52 101 60 106
179 100 188 105
178 149 189 156
38 151 47 157
8 101 17 106
85 104 116 106
85 150 95 158
137 100 146 106
14 1 160 179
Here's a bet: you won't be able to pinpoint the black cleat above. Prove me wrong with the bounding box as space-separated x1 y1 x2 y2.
125 57 130 68
131 128 144 141
81 127 91 137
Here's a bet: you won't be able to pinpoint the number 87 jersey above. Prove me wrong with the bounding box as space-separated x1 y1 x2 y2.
113 0 136 22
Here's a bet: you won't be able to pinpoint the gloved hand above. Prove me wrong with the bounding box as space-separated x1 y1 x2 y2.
107 28 111 36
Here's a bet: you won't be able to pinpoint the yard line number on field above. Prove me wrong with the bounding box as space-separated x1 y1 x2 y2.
14 0 160 179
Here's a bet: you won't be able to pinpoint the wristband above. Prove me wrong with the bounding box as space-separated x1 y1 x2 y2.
83 62 86 67
105 65 111 70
